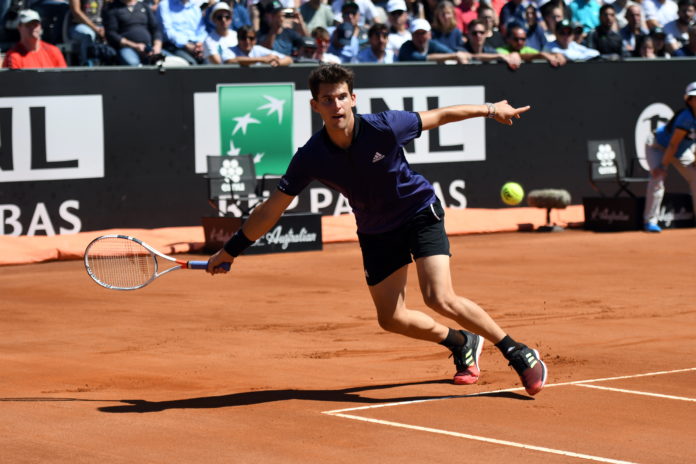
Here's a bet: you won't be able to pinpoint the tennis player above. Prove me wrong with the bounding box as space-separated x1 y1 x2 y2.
207 64 547 395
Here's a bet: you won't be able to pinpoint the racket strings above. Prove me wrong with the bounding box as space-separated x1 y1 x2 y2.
86 237 156 289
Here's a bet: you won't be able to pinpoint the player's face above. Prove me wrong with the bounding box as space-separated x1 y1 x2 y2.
310 82 356 131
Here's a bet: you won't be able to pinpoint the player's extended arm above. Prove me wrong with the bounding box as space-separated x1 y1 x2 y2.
657 128 688 174
419 100 531 130
206 189 295 273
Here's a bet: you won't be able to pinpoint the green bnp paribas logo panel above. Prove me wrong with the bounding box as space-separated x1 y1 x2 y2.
218 83 294 177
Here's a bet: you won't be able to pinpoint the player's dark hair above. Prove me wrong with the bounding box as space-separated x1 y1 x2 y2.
308 64 354 100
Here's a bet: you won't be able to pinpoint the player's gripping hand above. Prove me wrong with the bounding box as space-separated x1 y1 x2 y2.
493 100 531 126
207 249 235 275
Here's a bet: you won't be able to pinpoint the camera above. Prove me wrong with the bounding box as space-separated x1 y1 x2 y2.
282 8 295 18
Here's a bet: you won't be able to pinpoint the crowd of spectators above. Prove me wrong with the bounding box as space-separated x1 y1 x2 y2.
1 0 694 68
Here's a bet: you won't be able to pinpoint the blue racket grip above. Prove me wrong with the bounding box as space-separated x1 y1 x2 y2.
188 261 231 271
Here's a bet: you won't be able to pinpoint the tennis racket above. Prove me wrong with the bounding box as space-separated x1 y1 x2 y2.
84 234 229 291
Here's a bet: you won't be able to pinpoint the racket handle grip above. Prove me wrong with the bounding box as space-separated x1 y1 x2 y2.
188 261 231 271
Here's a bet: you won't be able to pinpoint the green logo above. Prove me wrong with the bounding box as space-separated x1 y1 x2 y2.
218 83 294 177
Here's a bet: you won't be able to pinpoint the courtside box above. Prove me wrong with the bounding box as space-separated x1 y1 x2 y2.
583 194 694 231
202 214 323 255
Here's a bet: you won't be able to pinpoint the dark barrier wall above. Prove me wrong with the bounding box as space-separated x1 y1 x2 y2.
0 60 693 236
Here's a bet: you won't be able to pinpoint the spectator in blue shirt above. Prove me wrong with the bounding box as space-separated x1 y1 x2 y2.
431 1 466 51
157 0 207 64
543 18 600 60
398 18 471 62
203 0 251 34
355 23 396 62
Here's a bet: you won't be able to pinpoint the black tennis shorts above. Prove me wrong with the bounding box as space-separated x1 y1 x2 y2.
357 200 451 286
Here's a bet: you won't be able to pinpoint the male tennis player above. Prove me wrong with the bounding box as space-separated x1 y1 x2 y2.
207 64 547 395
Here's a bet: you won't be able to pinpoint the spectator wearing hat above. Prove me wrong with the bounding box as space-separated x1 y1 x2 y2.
543 18 600 60
3 9 67 68
585 4 624 57
432 1 466 51
330 0 381 27
157 0 207 64
355 22 396 62
398 18 472 62
102 0 163 66
311 26 342 63
464 18 523 69
203 2 239 64
386 0 411 55
259 0 307 56
496 22 566 66
643 0 678 29
299 0 336 31
674 24 696 55
649 25 671 55
328 1 367 62
229 24 292 65
664 0 695 53
621 4 649 55
202 0 252 35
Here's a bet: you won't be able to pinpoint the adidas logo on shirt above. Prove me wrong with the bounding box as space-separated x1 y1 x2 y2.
372 152 385 163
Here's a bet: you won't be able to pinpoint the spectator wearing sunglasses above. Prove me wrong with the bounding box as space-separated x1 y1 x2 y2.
203 2 238 64
311 27 342 64
496 22 566 66
203 0 251 34
229 24 292 65
355 23 396 62
463 19 522 69
543 18 599 60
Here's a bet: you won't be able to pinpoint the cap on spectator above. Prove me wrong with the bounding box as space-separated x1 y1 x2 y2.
556 19 573 32
685 81 696 98
649 26 666 38
341 1 359 14
18 9 41 24
302 36 317 49
267 0 284 13
387 0 407 13
210 2 231 16
410 18 431 33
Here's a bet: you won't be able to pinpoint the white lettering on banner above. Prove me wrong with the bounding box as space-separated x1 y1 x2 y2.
0 200 81 236
590 207 630 223
193 87 485 173
658 205 694 227
0 96 104 182
259 226 318 250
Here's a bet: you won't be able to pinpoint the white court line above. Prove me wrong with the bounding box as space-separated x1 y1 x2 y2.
576 384 696 402
329 412 637 464
321 367 696 464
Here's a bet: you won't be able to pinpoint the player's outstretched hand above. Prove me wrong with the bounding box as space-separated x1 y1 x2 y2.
493 100 531 126
207 249 234 275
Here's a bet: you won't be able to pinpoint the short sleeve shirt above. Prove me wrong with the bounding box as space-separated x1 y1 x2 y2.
278 111 437 234
655 108 696 156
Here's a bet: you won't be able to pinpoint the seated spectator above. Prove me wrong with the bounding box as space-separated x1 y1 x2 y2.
386 0 411 55
543 18 600 60
664 0 695 53
295 36 320 62
478 3 505 48
259 0 307 57
569 0 600 37
355 22 395 62
2 9 67 68
157 0 207 64
635 34 657 57
68 0 117 65
102 0 163 66
497 22 566 66
650 25 671 56
328 1 367 62
229 24 292 65
203 0 252 35
464 18 522 69
673 24 695 55
585 4 623 58
621 4 648 55
299 0 336 32
456 0 478 34
330 0 381 27
398 18 472 62
643 0 678 29
432 1 465 51
203 2 238 64
524 3 547 51
612 0 636 29
311 26 341 63
540 2 565 44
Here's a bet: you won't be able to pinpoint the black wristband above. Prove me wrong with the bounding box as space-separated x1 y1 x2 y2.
223 229 254 257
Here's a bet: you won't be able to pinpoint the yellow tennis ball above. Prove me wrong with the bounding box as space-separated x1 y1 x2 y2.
501 182 524 206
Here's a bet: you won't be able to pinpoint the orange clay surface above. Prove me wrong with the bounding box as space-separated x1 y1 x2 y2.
2 228 695 463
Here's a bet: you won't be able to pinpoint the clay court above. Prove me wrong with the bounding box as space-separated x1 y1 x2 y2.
2 226 695 463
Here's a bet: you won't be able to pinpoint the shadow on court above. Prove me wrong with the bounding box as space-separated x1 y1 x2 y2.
92 381 532 413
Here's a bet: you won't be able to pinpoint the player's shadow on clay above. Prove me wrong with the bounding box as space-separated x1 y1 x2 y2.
97 380 532 413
